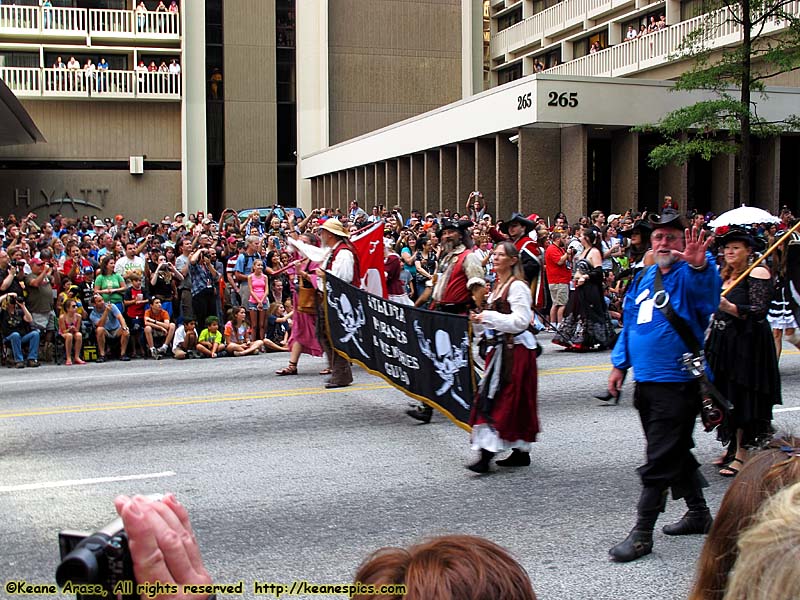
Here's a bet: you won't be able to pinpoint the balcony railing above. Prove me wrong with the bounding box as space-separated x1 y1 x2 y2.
546 0 800 77
0 67 181 100
0 5 179 39
492 0 622 59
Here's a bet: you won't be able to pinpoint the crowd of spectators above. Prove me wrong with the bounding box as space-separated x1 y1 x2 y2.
0 199 796 368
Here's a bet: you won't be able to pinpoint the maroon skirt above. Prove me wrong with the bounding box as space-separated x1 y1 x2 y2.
470 344 540 443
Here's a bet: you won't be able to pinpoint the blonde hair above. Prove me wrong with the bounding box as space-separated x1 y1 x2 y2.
723 481 800 600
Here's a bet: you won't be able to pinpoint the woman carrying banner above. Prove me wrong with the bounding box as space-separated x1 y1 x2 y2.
275 233 324 376
468 241 540 473
706 228 781 477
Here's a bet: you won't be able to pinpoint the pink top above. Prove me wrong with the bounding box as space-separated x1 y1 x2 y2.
249 273 267 303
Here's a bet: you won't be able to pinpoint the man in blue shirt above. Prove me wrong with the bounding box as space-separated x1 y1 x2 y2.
90 293 131 362
607 208 720 562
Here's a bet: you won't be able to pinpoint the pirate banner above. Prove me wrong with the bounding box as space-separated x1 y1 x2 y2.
324 273 474 430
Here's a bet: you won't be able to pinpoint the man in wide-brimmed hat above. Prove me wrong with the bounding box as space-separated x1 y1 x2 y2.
406 218 486 423
289 218 359 389
607 206 721 563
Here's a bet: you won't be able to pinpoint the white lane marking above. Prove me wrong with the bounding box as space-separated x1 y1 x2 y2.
0 369 193 386
775 406 800 414
0 471 176 493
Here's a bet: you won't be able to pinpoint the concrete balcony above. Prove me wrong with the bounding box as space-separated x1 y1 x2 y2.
492 0 628 59
547 1 799 77
0 5 180 41
0 67 181 101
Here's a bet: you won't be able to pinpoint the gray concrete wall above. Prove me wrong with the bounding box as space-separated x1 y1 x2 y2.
496 133 518 219
519 127 561 221
561 126 587 221
611 130 638 214
328 0 462 145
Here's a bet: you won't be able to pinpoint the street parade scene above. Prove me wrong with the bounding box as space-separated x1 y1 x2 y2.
0 200 799 599
1 0 800 598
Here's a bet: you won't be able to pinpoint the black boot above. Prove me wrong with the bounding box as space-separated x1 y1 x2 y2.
496 449 531 467
406 404 433 424
608 529 653 563
663 490 713 535
609 487 665 562
467 449 495 473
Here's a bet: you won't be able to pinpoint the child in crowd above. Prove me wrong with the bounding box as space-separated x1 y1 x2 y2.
264 302 290 352
224 306 264 356
172 318 198 360
123 273 148 357
144 297 176 359
196 315 226 358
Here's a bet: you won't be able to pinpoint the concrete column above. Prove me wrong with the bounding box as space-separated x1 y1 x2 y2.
608 22 622 46
181 1 207 214
386 160 398 209
424 150 440 215
756 137 781 214
355 167 365 205
519 127 561 222
346 169 356 210
311 178 319 209
410 154 425 214
561 126 588 220
331 172 340 210
611 130 638 214
659 162 687 212
398 157 411 216
665 0 680 24
336 172 344 210
461 0 484 98
364 165 375 208
711 153 735 216
456 142 475 209
440 146 457 215
476 138 496 215
496 132 518 219
321 174 330 207
375 162 386 210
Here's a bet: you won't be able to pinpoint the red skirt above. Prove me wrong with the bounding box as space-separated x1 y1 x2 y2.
470 344 540 443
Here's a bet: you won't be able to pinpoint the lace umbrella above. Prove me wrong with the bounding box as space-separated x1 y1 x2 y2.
708 206 781 228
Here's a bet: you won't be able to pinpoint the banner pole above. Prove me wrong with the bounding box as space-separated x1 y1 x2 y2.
722 220 800 297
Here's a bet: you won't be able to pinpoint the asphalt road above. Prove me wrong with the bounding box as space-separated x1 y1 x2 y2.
1 336 798 600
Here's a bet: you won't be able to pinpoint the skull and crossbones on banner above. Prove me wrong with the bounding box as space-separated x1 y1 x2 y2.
326 283 369 358
413 321 470 409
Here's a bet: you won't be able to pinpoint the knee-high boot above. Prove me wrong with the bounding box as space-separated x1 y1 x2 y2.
609 487 666 562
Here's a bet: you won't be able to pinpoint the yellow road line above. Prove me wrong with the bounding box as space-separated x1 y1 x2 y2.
0 384 389 419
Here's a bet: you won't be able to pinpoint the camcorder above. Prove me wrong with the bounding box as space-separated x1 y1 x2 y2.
56 513 141 600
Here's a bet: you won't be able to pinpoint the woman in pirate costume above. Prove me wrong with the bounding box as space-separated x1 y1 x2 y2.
768 228 800 359
467 241 540 473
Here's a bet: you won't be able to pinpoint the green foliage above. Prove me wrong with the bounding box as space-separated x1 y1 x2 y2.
639 0 800 171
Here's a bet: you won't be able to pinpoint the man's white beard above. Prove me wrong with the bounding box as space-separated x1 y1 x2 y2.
441 239 458 254
655 252 678 269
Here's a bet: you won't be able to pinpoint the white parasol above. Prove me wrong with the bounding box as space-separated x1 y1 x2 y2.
708 205 781 228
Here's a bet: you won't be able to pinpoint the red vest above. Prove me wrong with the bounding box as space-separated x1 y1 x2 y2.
441 250 473 305
326 241 360 286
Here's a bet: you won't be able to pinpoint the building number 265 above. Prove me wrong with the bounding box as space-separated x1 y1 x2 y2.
517 93 532 110
547 91 579 107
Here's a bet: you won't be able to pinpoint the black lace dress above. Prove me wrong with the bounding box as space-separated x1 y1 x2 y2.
705 276 782 447
556 256 617 350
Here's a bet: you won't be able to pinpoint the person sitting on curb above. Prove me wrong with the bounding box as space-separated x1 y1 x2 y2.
144 297 176 359
196 315 225 358
89 293 130 362
172 318 198 360
0 292 40 368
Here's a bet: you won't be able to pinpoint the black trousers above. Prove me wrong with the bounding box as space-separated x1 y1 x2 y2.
635 381 708 499
192 288 217 330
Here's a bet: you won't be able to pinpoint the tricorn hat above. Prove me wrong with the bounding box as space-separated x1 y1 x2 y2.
319 218 350 238
440 218 473 233
499 212 536 235
134 219 151 233
648 208 687 230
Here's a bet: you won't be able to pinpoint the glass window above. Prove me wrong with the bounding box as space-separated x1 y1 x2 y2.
0 52 40 68
497 7 523 32
544 49 561 69
532 0 561 16
681 0 709 20
497 62 522 85
573 30 608 58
